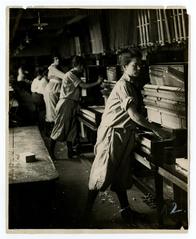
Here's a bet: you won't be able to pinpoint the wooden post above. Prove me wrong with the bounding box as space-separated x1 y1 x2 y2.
154 171 164 226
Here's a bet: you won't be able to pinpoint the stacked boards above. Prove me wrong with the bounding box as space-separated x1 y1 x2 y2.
143 64 187 129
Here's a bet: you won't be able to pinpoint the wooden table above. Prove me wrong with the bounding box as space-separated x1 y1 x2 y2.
9 126 59 184
78 106 104 144
78 106 104 130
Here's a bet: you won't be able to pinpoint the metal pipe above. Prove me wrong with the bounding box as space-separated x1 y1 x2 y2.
147 10 153 45
176 9 182 41
172 9 178 42
181 9 186 40
141 10 146 46
159 9 164 45
144 9 150 45
138 10 144 46
156 9 161 44
163 9 171 43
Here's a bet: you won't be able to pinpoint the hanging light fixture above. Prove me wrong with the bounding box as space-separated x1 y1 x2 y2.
25 32 31 44
33 11 48 31
19 43 25 50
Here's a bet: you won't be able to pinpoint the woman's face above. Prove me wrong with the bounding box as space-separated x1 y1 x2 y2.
124 57 142 78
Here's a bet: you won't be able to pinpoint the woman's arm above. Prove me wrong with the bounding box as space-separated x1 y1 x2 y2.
48 65 65 80
31 79 38 93
127 105 170 139
79 77 103 89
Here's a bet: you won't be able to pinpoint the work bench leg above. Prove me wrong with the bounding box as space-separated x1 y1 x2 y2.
154 172 164 227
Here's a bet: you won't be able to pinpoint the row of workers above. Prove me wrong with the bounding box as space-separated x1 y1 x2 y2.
37 49 170 224
30 56 102 157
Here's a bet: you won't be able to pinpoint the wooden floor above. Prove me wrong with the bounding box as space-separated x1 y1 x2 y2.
8 123 188 231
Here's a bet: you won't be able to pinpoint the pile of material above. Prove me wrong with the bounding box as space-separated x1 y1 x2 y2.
143 64 186 129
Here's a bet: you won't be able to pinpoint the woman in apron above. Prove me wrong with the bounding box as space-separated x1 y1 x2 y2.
86 49 169 223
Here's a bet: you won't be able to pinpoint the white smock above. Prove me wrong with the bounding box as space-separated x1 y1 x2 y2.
89 73 139 191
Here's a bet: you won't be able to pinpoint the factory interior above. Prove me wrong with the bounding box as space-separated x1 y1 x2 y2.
8 7 188 231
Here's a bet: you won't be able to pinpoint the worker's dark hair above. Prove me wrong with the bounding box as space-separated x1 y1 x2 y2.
51 53 61 62
34 67 46 78
119 48 142 66
35 67 42 75
72 55 85 67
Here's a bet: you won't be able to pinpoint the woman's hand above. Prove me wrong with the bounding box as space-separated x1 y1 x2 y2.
152 128 172 140
97 76 104 84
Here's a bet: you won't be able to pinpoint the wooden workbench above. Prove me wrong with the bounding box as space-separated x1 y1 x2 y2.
9 126 59 184
78 106 104 131
134 151 188 227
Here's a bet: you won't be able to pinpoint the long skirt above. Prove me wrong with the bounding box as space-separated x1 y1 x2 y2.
88 126 135 191
43 80 61 122
50 98 78 144
32 92 45 110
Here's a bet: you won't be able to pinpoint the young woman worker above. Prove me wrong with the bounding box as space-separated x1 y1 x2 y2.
44 56 64 135
86 49 170 223
48 56 103 159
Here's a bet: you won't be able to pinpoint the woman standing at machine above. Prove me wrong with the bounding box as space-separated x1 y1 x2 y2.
86 49 169 223
48 56 103 159
43 56 64 135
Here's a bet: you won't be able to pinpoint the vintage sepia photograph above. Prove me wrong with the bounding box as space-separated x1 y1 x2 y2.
7 6 189 232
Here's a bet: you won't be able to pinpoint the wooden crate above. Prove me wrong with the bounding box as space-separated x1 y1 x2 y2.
145 106 186 129
143 84 185 102
143 96 186 114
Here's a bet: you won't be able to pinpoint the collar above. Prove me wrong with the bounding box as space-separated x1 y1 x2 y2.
122 73 135 84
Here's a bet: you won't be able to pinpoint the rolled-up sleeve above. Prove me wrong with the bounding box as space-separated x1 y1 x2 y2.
118 81 135 111
69 72 81 87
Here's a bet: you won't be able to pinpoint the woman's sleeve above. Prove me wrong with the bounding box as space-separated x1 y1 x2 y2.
48 65 65 79
69 72 81 87
118 82 135 111
31 79 37 92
